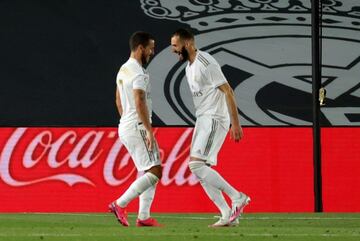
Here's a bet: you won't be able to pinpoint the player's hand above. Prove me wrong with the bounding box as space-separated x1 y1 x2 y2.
230 124 243 142
146 130 155 150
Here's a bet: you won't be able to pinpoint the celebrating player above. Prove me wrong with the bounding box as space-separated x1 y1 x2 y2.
109 31 162 227
170 28 250 227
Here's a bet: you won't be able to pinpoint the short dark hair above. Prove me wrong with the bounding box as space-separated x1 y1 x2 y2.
172 28 194 41
129 31 154 51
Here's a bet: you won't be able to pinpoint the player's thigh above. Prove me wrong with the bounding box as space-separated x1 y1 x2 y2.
207 124 227 159
119 129 160 171
191 116 225 158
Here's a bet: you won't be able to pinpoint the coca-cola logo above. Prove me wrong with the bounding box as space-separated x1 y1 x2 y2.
0 128 198 187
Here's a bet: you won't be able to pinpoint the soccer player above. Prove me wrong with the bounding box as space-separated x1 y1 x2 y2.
170 28 250 227
109 31 162 227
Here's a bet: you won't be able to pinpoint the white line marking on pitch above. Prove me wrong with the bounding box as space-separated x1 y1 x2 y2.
15 212 360 220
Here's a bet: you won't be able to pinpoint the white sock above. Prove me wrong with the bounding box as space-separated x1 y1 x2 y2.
200 180 230 219
138 184 156 220
189 161 240 201
116 172 158 208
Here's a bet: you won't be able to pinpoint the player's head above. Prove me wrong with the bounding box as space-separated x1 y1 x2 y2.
171 28 194 62
129 31 155 65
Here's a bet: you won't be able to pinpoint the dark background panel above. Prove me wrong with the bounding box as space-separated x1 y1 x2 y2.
1 0 359 127
0 0 182 126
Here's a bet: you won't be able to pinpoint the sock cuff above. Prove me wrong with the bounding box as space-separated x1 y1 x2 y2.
145 172 159 185
189 161 206 171
189 161 210 179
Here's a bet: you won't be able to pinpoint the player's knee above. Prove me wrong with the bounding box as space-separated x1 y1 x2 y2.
189 161 207 179
147 165 162 180
155 166 162 180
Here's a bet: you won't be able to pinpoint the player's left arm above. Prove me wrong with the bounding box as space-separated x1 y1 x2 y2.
115 86 123 117
218 83 243 142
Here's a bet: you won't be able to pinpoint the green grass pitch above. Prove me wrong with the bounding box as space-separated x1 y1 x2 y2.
0 213 359 241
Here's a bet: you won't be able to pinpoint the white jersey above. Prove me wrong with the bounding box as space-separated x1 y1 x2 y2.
116 58 152 130
185 50 230 127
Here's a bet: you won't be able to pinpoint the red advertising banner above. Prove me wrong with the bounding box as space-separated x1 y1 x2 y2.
322 128 360 212
2 127 354 213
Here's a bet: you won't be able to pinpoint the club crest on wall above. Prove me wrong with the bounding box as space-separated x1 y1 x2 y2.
141 0 360 126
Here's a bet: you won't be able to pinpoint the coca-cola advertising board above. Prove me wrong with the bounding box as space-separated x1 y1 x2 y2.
0 127 359 212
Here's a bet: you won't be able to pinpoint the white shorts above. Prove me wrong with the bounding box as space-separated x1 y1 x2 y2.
191 116 229 166
118 123 161 172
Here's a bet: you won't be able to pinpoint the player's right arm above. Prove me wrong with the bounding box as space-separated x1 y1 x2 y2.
218 83 243 142
207 61 243 142
115 86 123 116
133 89 154 150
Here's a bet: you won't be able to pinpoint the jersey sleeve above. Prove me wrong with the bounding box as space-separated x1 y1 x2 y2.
132 74 147 91
207 63 228 88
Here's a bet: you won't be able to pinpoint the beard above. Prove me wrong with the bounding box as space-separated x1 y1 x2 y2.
141 51 148 66
180 46 189 62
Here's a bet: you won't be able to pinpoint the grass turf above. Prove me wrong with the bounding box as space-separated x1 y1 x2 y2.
0 213 359 241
